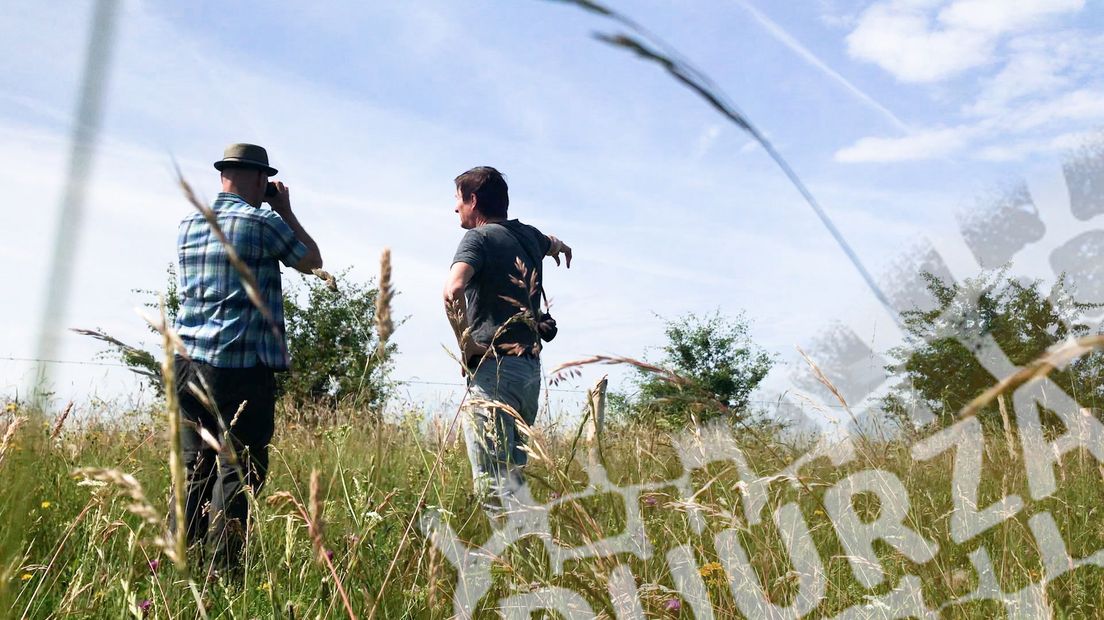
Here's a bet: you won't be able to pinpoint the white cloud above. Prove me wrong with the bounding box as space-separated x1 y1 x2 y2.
975 129 1098 161
834 126 974 162
816 0 862 30
966 32 1104 118
836 86 1104 162
839 0 1100 163
691 124 722 160
938 0 1084 33
965 37 1074 116
847 2 993 83
846 0 1084 83
1007 88 1104 132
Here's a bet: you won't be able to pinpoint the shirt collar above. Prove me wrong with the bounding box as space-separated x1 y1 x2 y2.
214 192 253 208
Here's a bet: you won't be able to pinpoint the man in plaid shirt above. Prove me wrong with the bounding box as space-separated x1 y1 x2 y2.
173 143 322 574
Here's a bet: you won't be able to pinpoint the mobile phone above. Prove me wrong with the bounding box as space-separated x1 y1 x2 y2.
265 182 277 198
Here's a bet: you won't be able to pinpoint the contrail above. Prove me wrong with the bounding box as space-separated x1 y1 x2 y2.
734 0 912 134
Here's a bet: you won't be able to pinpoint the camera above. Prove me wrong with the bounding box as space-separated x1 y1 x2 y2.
265 182 278 198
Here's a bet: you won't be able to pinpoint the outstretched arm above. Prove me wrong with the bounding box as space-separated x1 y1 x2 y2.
546 235 573 268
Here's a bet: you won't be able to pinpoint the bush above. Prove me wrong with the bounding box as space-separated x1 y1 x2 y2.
280 270 396 412
621 311 773 429
81 266 396 415
883 269 1104 428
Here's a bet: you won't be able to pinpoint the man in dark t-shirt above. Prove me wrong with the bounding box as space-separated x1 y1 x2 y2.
443 166 572 506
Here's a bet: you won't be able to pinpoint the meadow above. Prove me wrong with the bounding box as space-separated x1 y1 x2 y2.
4 377 1104 619
7 176 1104 619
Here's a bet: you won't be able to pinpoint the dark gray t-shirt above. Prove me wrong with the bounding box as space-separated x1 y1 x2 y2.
452 220 551 354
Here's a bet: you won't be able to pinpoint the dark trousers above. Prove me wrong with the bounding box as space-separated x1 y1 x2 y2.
170 356 276 574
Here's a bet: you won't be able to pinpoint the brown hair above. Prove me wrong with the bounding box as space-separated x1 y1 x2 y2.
455 166 509 219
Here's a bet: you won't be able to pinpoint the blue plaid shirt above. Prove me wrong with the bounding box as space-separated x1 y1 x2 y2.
174 192 307 370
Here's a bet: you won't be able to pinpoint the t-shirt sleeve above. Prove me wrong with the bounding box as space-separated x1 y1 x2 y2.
452 229 484 273
531 227 552 257
260 212 308 268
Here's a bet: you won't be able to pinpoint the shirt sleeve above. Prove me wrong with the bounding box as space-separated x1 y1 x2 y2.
531 226 552 257
260 212 308 268
452 229 484 273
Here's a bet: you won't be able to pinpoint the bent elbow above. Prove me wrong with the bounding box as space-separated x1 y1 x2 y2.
294 249 323 274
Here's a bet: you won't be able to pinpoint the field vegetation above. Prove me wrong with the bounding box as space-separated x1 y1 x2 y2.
4 378 1104 618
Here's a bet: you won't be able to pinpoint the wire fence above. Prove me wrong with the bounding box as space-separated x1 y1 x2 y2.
2 354 855 407
2 355 590 394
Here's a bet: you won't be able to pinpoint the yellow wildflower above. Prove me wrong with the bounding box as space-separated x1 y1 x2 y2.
260 582 271 592
40 501 51 510
20 573 32 581
699 561 723 577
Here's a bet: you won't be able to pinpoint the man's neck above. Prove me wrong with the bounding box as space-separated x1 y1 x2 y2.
222 187 260 208
474 215 507 227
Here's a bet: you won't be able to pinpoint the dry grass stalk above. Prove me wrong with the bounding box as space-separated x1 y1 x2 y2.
960 334 1104 418
376 248 394 357
228 399 247 430
444 296 463 337
549 0 899 320
795 346 865 435
50 401 74 441
134 310 190 360
444 298 471 357
154 297 189 572
586 375 608 444
268 468 359 620
185 380 215 415
0 415 27 467
997 394 1017 460
69 328 161 381
73 467 181 566
550 354 687 388
308 469 324 557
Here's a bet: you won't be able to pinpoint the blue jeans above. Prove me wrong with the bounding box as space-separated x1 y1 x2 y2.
463 355 541 499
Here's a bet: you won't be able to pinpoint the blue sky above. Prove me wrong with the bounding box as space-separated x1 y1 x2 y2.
3 0 1103 428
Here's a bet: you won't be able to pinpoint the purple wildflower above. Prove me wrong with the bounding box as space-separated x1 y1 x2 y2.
644 495 659 507
138 599 152 616
148 559 160 573
549 491 560 500
665 598 681 612
326 549 335 562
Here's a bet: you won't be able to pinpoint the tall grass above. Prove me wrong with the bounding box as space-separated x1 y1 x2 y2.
4 390 1104 617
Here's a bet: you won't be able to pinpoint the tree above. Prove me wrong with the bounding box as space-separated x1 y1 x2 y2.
79 266 396 413
623 311 773 428
883 270 1104 429
280 270 396 411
